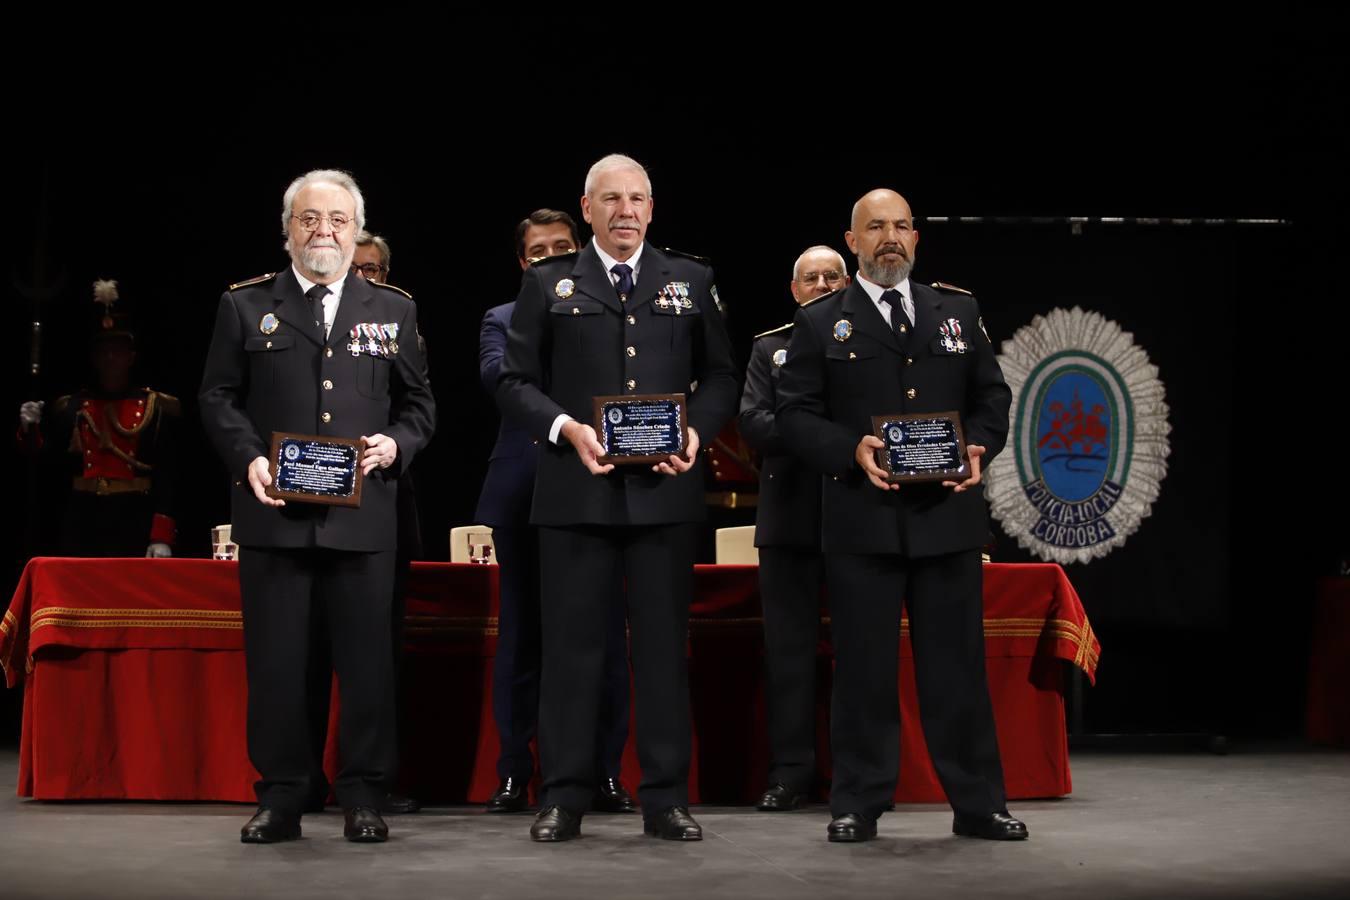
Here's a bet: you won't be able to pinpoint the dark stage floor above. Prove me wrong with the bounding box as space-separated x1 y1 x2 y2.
1 746 1347 899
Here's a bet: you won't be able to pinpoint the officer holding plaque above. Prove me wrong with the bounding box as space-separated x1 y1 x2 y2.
776 189 1024 844
199 169 435 845
497 154 738 843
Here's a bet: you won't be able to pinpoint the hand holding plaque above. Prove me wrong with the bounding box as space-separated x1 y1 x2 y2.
854 434 896 492
593 393 688 466
942 443 985 492
560 420 616 476
871 411 969 485
359 432 398 475
248 456 286 507
264 432 364 507
652 423 699 477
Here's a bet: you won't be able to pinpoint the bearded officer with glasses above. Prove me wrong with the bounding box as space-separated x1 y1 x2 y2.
200 169 435 845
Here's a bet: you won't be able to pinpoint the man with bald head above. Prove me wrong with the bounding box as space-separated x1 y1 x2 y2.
738 245 850 811
776 190 1024 843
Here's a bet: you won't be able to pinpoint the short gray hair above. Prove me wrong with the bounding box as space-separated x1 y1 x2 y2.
281 169 367 237
355 230 391 268
792 245 848 280
584 154 652 197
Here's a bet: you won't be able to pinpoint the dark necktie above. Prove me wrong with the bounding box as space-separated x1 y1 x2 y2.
881 288 908 340
611 263 634 301
306 284 331 338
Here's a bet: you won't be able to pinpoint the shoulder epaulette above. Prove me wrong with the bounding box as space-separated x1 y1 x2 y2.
800 289 838 308
371 281 413 300
660 247 710 264
528 252 578 267
147 390 181 416
228 272 277 291
754 322 794 339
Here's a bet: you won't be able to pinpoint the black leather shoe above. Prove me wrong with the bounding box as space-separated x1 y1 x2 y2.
827 813 877 843
380 792 421 815
756 783 805 811
643 806 702 841
486 777 529 813
343 807 389 843
240 807 302 843
593 777 638 813
530 805 582 842
952 811 1029 841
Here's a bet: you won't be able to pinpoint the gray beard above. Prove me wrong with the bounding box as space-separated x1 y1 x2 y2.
302 245 344 277
860 254 913 287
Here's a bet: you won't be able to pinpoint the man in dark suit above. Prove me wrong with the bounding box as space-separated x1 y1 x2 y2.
199 169 435 844
776 189 1026 843
497 154 738 842
475 209 635 815
738 246 850 811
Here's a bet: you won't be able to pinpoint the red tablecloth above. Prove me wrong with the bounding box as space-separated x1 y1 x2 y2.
3 558 1098 804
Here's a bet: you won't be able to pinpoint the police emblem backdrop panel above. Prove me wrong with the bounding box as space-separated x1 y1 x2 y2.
920 224 1288 631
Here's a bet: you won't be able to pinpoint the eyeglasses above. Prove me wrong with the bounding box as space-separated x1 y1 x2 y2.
797 270 845 285
351 263 388 279
292 212 353 233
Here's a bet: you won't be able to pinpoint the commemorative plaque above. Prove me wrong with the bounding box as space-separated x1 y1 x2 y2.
265 432 364 507
593 393 687 465
871 411 968 484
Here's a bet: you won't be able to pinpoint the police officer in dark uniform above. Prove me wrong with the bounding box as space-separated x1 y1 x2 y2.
776 189 1026 843
19 280 180 557
497 154 738 843
199 170 434 845
738 246 850 811
476 209 635 815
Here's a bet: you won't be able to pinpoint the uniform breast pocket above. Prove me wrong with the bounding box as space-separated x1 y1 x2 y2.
244 334 294 389
928 336 970 359
825 344 879 395
549 300 607 354
357 354 392 399
650 302 702 350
